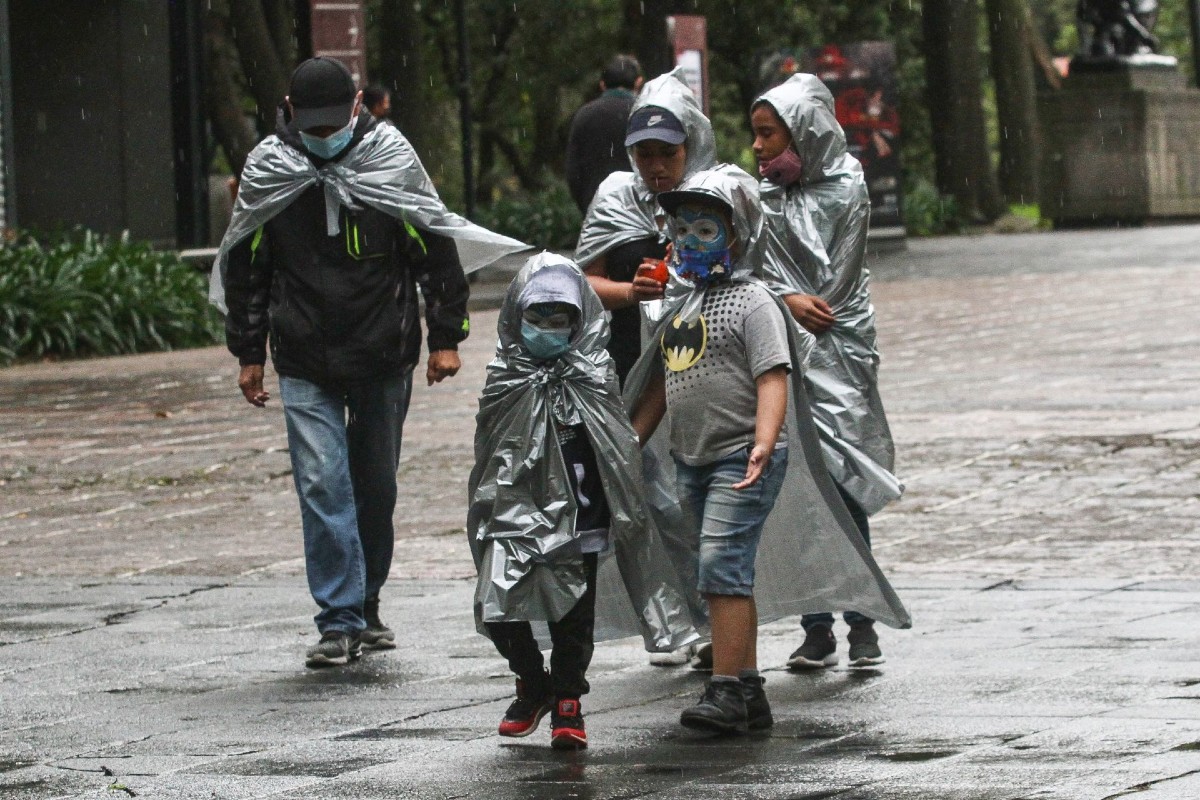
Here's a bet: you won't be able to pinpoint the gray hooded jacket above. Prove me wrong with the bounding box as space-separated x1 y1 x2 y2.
622 166 911 632
755 74 901 515
467 253 699 652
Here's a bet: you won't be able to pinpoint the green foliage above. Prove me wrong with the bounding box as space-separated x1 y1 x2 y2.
0 229 221 366
904 177 962 236
472 179 583 251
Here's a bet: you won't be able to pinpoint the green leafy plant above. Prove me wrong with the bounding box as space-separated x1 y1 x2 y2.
903 177 962 237
474 179 583 251
0 228 221 366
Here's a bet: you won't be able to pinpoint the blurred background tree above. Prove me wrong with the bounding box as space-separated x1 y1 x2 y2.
199 0 1200 239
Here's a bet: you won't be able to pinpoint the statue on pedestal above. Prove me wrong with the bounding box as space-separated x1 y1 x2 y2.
1077 0 1160 58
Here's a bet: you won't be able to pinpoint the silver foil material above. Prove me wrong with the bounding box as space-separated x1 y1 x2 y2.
622 167 911 631
573 67 718 269
467 252 699 652
209 122 529 313
754 74 902 515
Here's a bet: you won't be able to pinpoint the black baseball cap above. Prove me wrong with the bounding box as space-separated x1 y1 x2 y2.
288 57 358 129
624 106 687 146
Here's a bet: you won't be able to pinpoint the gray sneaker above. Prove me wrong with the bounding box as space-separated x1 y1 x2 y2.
787 624 839 670
847 621 884 667
360 596 396 650
305 631 361 668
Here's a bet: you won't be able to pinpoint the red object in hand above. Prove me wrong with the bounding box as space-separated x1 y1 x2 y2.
641 258 669 285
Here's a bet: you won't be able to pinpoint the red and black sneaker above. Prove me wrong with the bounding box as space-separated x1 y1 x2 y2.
497 673 553 738
550 698 587 750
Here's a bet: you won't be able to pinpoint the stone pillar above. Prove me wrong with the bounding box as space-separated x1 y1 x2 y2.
1040 58 1200 226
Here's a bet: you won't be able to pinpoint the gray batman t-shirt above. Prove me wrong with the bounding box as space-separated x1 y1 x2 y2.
661 281 791 466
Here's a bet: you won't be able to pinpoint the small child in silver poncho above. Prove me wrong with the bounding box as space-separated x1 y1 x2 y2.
467 254 699 751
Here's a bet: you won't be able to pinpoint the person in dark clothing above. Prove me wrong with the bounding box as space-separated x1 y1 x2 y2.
223 57 471 669
565 54 643 213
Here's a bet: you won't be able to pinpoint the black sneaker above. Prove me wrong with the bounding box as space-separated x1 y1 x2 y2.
550 698 587 750
680 679 748 734
847 621 884 667
360 596 396 650
305 631 361 668
740 674 773 730
787 624 839 670
498 672 553 737
689 642 713 672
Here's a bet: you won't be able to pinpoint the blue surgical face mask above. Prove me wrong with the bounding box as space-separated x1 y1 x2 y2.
672 206 733 286
300 115 355 159
521 320 572 360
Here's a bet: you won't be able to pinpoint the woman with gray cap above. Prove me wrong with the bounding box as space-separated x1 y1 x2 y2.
574 67 718 390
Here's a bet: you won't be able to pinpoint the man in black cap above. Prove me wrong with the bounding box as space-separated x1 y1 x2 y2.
223 56 471 668
564 55 644 213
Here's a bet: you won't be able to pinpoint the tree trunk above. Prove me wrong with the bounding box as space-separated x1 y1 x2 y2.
377 0 427 155
986 0 1041 204
203 2 258 176
228 0 291 132
923 0 1006 222
621 0 687 79
261 0 298 73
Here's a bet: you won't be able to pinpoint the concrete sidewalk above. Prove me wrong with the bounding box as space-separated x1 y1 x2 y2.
2 226 1199 798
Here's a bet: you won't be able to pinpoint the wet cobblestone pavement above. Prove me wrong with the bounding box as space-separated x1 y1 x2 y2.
1 226 1199 798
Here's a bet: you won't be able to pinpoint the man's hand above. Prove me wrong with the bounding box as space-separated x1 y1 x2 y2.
732 443 772 490
238 364 270 407
783 293 836 334
426 349 461 386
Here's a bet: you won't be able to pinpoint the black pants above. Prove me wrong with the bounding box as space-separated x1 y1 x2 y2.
485 553 598 699
801 485 872 630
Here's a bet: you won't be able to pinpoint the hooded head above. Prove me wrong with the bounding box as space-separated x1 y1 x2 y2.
499 254 607 364
753 74 848 185
657 165 764 287
627 67 717 194
517 264 583 361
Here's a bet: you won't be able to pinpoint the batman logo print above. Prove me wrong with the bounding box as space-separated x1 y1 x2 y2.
661 314 706 372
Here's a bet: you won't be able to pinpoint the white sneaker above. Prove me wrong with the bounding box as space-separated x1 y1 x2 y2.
648 644 695 667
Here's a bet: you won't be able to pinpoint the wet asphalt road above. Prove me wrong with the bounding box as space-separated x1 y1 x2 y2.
1 226 1199 799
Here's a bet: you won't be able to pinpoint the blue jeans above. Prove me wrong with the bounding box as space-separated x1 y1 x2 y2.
279 372 412 634
674 447 789 597
801 484 873 630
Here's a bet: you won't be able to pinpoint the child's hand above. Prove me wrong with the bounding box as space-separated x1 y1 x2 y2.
783 293 835 334
732 443 772 490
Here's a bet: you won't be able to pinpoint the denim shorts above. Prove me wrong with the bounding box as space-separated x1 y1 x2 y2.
674 446 789 597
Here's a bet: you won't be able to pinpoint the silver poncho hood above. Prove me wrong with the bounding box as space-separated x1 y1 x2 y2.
573 67 717 268
622 166 911 631
755 73 901 515
467 253 698 652
209 121 529 313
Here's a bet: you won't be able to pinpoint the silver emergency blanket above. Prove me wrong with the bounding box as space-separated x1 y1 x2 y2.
467 253 699 652
573 66 717 268
755 74 902 515
209 120 529 313
623 166 911 630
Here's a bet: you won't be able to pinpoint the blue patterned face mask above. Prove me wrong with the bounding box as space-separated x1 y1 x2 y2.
672 205 733 286
299 115 355 159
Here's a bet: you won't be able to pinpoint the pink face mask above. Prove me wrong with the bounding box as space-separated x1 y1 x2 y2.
758 148 804 186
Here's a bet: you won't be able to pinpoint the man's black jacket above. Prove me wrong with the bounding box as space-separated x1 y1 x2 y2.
565 89 636 213
224 112 470 385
